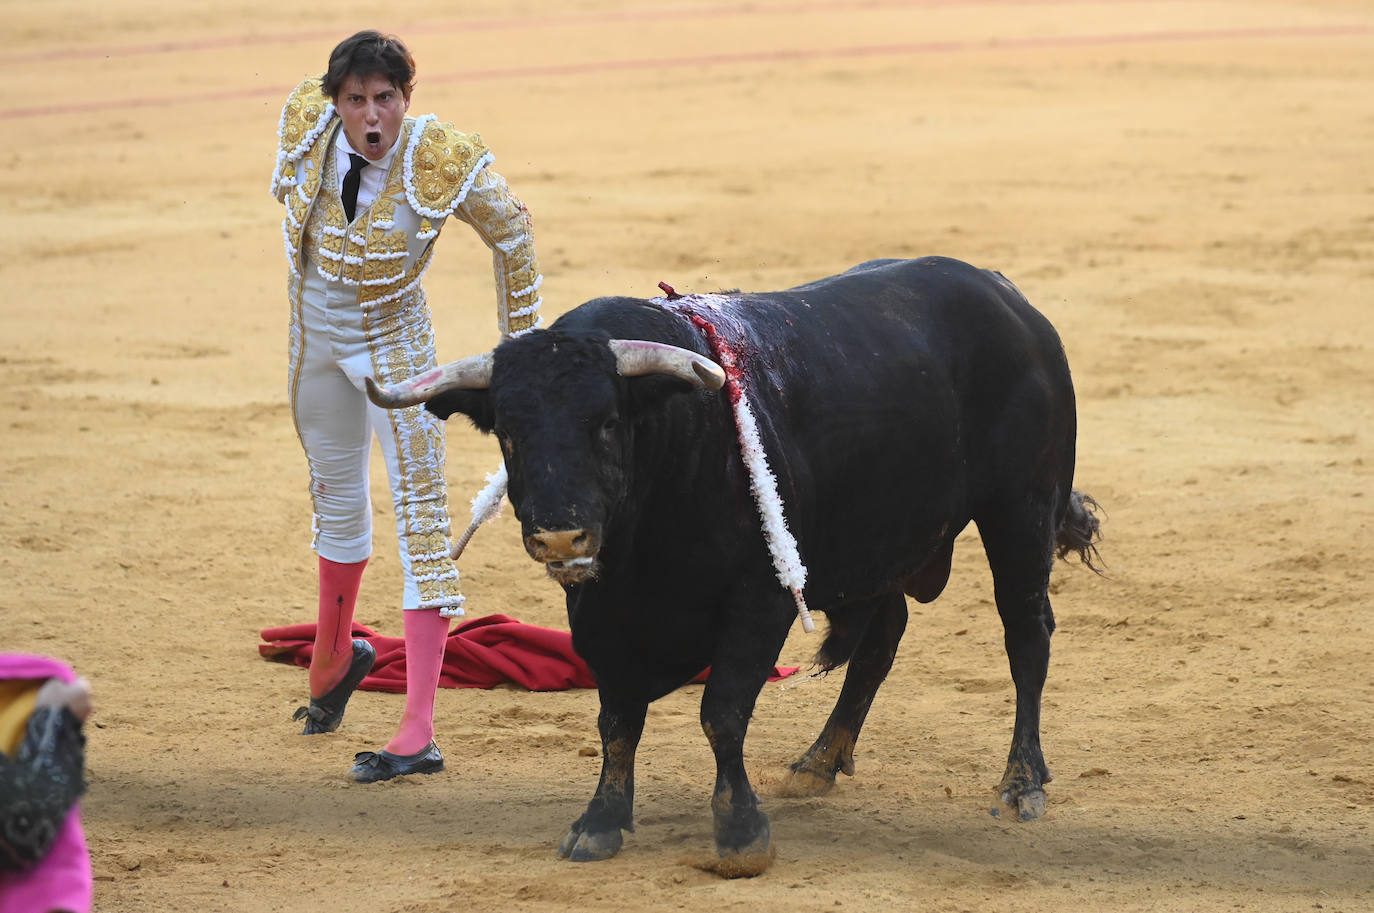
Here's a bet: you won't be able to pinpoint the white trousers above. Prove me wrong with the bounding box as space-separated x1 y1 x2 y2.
292 260 455 612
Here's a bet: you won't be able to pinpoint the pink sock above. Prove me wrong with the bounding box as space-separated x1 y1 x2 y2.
309 556 368 697
384 608 449 755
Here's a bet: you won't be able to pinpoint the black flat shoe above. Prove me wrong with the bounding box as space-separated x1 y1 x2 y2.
350 741 444 783
293 638 376 735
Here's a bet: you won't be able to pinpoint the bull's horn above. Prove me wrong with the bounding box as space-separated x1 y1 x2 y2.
608 339 725 391
364 352 495 408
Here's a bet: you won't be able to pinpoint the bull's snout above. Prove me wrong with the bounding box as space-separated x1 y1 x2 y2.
525 527 601 563
525 527 602 585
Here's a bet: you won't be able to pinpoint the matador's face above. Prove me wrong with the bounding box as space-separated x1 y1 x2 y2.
335 73 409 161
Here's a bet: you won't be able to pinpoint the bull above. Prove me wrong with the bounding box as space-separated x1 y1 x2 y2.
367 256 1101 869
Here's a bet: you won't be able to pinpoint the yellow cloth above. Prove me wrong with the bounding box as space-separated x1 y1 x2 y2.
0 680 42 756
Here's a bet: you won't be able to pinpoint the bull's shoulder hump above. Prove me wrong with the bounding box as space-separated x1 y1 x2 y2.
549 295 687 339
786 256 978 292
554 295 656 323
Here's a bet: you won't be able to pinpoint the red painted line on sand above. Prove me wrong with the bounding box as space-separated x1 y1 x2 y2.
9 0 1186 64
2 24 1368 121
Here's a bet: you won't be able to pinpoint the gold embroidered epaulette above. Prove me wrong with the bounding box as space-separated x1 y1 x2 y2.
270 76 336 199
402 115 494 217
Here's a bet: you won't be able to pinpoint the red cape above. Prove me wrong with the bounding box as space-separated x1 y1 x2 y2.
259 614 798 692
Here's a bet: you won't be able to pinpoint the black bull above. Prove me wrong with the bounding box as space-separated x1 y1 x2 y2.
367 256 1102 866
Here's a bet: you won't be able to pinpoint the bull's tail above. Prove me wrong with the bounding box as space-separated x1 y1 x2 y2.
1056 489 1105 574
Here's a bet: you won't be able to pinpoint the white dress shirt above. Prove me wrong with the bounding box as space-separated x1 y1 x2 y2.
334 129 402 214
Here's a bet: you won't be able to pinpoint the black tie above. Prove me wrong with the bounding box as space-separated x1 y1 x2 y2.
341 153 368 222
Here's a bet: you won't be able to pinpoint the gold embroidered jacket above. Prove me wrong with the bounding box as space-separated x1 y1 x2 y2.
270 77 543 337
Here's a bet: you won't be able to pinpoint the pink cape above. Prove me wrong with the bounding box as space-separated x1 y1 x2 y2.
258 614 798 691
0 655 92 913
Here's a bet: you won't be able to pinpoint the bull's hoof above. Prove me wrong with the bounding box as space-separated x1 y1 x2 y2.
715 814 771 860
997 757 1051 820
686 843 778 878
771 764 836 798
998 785 1048 821
557 827 623 862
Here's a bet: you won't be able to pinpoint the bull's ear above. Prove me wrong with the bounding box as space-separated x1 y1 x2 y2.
426 389 494 432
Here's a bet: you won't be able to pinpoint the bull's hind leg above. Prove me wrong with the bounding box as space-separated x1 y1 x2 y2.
779 593 908 796
976 503 1060 821
558 695 646 861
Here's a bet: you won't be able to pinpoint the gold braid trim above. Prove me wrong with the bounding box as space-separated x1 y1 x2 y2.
402 116 493 217
364 295 465 610
271 77 335 201
457 167 544 337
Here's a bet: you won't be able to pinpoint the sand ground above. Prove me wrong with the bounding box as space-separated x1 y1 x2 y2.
2 1 1371 910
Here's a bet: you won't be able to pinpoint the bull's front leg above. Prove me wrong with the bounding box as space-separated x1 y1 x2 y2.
702 697 770 859
558 696 646 861
699 614 787 863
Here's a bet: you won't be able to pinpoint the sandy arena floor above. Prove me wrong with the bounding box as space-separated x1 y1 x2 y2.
2 1 1371 910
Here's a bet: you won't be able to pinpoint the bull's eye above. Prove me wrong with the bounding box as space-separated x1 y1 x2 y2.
601 417 620 434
